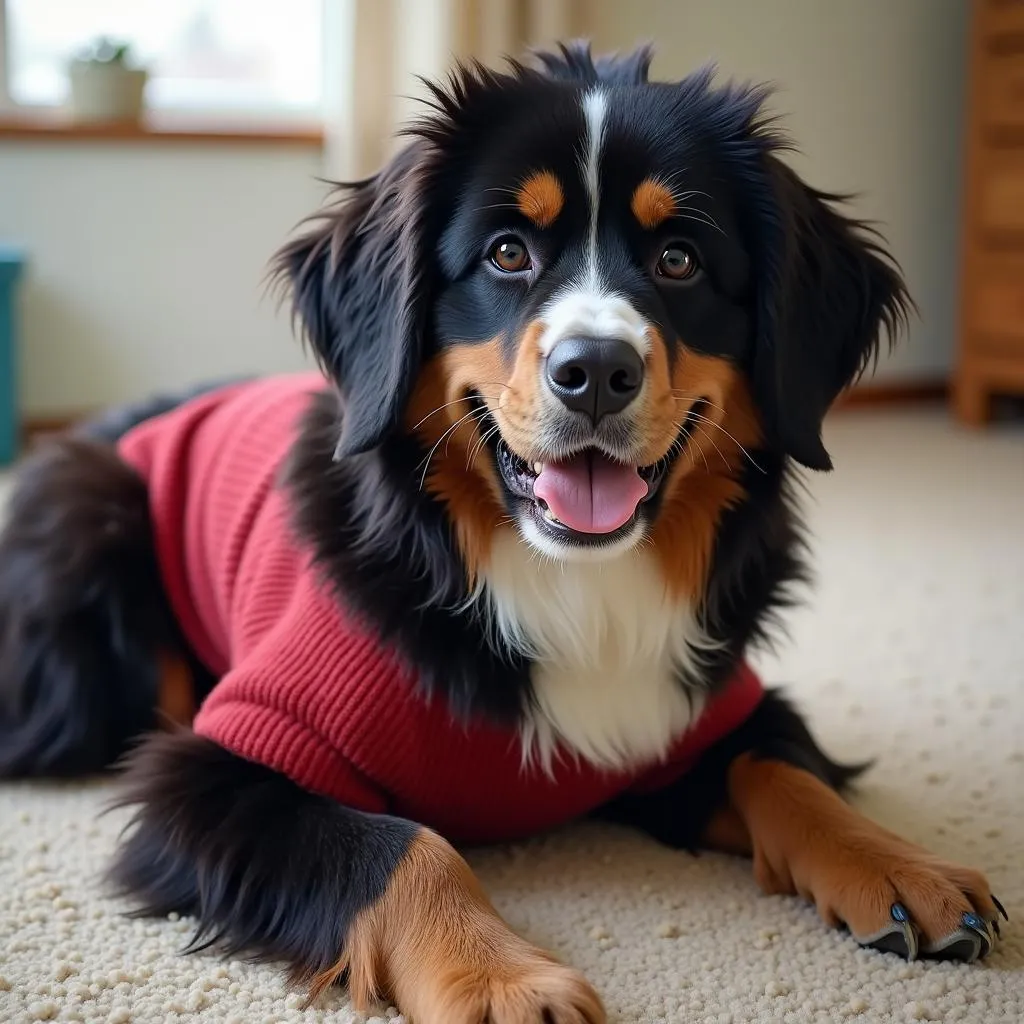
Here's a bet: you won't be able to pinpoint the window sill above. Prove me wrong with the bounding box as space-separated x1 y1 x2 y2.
0 111 324 147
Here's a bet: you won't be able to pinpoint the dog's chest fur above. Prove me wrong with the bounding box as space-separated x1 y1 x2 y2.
477 529 714 773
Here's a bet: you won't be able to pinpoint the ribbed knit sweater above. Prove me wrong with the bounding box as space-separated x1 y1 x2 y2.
117 374 765 843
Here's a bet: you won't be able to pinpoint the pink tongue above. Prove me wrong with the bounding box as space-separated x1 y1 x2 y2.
533 452 649 534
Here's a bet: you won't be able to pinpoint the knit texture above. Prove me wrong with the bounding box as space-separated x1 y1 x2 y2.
117 374 764 843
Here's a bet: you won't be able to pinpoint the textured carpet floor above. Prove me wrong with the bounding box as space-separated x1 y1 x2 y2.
1 408 1022 1024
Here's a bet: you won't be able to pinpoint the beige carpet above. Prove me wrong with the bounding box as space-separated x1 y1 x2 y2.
1 408 1022 1024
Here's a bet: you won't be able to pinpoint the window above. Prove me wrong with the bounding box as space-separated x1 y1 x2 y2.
5 0 324 120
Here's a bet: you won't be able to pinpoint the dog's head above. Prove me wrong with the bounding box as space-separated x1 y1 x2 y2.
277 43 908 572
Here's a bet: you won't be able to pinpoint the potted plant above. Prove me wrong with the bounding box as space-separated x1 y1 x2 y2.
67 37 149 123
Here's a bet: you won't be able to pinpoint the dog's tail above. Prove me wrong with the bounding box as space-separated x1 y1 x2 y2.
0 381 234 777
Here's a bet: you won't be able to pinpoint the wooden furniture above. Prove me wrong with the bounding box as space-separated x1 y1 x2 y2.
954 0 1024 424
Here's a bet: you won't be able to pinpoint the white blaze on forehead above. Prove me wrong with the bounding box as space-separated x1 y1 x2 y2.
535 86 650 360
581 88 607 291
538 286 650 358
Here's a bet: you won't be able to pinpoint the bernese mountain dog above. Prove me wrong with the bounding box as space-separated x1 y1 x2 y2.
0 44 1003 1023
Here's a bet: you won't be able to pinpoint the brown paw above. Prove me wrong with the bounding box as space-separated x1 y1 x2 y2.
312 828 605 1024
785 840 1003 963
422 938 605 1024
728 755 1004 965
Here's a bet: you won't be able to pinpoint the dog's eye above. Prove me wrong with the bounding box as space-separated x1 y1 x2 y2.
490 237 531 274
656 244 699 281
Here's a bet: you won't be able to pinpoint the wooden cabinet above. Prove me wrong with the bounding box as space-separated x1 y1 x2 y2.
954 0 1024 423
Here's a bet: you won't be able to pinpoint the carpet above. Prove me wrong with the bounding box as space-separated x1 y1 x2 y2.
1 408 1022 1023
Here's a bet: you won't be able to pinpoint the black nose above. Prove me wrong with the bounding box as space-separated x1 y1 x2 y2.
545 337 645 423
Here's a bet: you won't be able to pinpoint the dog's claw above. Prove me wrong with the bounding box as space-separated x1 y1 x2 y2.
993 895 1009 922
920 913 994 964
856 903 920 961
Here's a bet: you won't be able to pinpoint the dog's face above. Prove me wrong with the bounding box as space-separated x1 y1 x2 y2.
425 80 760 562
279 45 907 575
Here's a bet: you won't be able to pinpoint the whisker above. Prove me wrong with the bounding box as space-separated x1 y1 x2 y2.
667 393 766 473
673 419 711 473
675 208 725 236
670 392 732 419
686 412 765 473
468 423 502 472
674 410 766 474
417 407 488 491
673 188 716 204
689 421 729 471
412 394 502 430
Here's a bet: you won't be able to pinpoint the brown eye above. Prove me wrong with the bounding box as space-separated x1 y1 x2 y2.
657 244 699 281
490 237 531 273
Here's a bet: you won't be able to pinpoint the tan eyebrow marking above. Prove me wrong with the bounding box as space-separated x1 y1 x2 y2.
631 178 676 230
515 170 565 228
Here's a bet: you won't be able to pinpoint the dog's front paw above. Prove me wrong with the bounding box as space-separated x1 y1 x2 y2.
417 936 605 1024
753 821 1004 963
730 755 1005 964
834 853 1005 963
319 828 605 1024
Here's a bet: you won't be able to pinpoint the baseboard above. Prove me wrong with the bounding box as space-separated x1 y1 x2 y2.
20 414 86 447
833 378 948 410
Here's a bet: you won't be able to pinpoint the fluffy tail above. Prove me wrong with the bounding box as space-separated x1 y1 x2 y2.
0 436 176 775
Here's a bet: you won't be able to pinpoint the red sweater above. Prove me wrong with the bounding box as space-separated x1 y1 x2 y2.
118 374 764 843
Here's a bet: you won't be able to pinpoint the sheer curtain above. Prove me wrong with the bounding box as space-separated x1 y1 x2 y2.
321 0 577 181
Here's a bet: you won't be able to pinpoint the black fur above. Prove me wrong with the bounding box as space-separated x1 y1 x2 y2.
0 438 175 775
748 161 910 470
0 379 230 776
108 731 417 980
274 145 433 458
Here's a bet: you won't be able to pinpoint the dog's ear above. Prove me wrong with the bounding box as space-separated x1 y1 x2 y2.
752 158 911 470
274 143 431 457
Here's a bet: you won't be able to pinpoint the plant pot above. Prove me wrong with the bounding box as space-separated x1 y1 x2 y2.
67 62 148 123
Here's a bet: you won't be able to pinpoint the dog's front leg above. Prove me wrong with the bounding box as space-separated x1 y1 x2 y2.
727 752 1004 962
110 732 603 1024
313 825 605 1023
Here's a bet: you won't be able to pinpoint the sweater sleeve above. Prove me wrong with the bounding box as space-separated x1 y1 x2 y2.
192 568 393 816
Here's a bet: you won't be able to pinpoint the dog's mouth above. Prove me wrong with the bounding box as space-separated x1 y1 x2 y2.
475 396 708 545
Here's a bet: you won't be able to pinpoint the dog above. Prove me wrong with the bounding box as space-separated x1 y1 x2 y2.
0 44 1003 1024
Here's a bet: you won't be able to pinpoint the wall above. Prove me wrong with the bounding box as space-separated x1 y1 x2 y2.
585 0 970 382
1 0 970 415
0 142 325 416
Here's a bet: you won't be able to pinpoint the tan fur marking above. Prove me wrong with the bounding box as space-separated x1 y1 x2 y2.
156 650 195 727
728 755 997 944
700 804 752 856
309 829 605 1023
516 171 565 228
405 341 508 585
404 324 551 585
631 178 676 230
642 338 762 601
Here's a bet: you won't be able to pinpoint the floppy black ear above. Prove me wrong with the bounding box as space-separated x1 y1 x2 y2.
274 143 431 457
753 158 911 470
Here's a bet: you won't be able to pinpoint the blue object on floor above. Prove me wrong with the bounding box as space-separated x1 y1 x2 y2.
0 247 26 465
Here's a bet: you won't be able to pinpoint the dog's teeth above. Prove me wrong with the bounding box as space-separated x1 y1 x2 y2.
533 462 543 474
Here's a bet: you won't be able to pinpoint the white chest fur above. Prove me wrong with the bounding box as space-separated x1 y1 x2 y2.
476 529 717 773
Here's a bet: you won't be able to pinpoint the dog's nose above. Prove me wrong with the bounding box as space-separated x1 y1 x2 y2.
545 337 645 423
